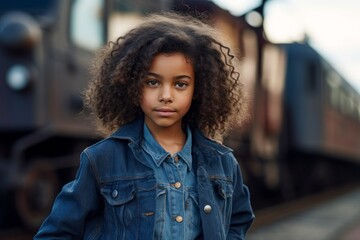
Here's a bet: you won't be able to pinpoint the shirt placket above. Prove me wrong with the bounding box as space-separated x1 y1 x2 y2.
164 155 186 240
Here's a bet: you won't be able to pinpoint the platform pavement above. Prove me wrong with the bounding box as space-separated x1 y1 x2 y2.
340 221 360 240
247 187 360 240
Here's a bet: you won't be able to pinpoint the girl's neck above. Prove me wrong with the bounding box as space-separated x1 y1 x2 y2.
146 123 186 156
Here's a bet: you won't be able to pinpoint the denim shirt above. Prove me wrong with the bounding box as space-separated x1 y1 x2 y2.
142 124 201 239
34 118 254 240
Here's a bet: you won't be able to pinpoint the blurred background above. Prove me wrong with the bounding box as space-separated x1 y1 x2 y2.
1 0 359 239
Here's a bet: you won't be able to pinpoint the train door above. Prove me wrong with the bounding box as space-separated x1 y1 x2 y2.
285 45 323 153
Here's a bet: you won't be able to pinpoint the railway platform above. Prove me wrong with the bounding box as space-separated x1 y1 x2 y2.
247 185 360 240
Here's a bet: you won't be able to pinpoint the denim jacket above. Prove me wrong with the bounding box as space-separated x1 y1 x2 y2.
34 118 254 240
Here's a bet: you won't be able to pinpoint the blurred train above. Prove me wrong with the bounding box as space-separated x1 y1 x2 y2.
0 0 101 229
230 42 360 202
1 0 359 230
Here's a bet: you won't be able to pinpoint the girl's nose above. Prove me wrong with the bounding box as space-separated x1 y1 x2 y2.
159 86 173 103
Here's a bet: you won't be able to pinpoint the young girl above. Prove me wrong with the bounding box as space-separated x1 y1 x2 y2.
34 12 254 240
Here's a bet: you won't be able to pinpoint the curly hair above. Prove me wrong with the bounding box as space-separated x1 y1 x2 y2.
84 12 247 138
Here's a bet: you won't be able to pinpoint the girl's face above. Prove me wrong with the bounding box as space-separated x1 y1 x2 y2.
140 52 195 132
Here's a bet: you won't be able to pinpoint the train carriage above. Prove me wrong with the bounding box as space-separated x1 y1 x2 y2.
246 42 360 198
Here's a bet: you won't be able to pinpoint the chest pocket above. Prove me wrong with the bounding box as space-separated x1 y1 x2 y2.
210 177 234 229
101 182 135 206
211 178 234 199
100 176 157 239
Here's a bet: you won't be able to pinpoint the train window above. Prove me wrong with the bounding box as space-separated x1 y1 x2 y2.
329 87 339 109
108 0 171 41
326 71 341 109
324 62 360 120
321 67 329 104
348 95 360 120
306 62 317 92
339 91 349 115
70 0 104 51
338 90 358 118
348 97 355 117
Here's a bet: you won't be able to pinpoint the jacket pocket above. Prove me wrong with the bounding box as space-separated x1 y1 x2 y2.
101 182 135 205
210 177 234 230
211 178 234 199
100 176 157 239
101 181 137 228
187 189 201 227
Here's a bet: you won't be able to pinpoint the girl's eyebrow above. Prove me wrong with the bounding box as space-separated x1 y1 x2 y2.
147 72 192 80
147 72 161 78
175 75 193 80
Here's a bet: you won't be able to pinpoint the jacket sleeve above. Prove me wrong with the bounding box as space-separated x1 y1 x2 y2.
227 154 255 239
34 151 102 239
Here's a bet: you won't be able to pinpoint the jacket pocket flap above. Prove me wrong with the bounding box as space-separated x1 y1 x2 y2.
212 179 234 199
100 182 135 206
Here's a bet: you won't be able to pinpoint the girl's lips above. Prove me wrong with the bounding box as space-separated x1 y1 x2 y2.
154 108 176 116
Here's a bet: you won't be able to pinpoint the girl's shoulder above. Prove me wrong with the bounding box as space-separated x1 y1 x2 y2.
85 118 144 156
192 128 233 155
82 137 127 162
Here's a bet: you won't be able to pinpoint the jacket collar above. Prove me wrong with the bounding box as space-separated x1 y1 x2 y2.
191 127 232 156
109 117 232 156
142 123 193 170
110 118 144 144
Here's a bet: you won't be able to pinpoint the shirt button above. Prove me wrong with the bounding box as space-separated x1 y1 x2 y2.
174 155 179 163
174 182 182 189
175 216 183 223
204 205 212 214
112 189 118 198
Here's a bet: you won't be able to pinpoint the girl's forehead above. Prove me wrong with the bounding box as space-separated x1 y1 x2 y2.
151 51 193 63
148 52 194 77
150 52 192 65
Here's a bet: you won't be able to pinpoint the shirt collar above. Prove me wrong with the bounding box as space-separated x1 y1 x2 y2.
142 123 193 170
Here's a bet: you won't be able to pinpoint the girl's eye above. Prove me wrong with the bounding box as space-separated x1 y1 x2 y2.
145 80 159 87
175 82 188 89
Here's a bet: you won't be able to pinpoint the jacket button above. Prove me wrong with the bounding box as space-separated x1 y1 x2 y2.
174 182 182 189
112 189 118 198
204 205 212 214
175 215 183 223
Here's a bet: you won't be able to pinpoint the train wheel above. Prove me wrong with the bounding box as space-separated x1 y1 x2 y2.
15 161 59 230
